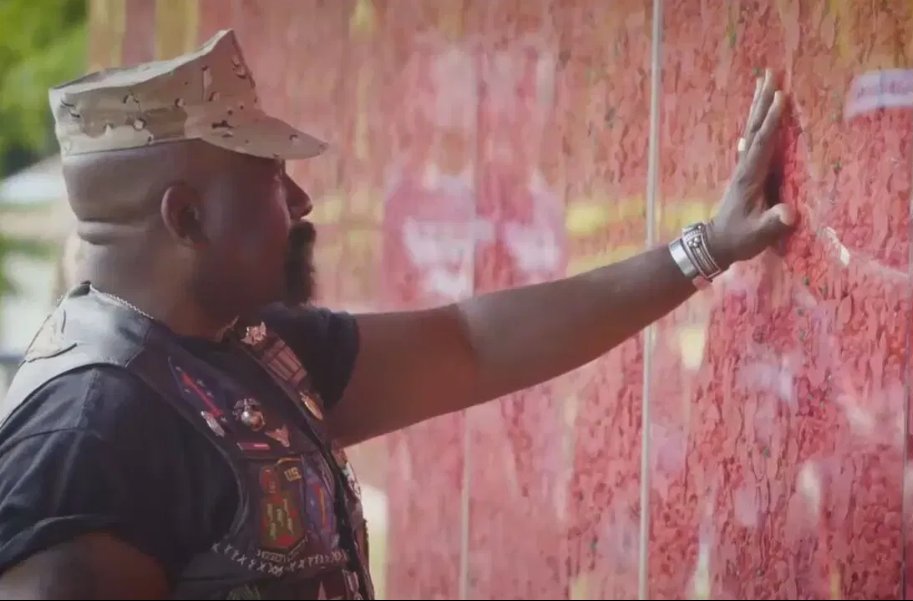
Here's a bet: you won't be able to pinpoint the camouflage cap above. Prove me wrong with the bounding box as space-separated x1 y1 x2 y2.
49 29 328 160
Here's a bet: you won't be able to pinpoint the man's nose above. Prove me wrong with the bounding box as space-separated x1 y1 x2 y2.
285 175 312 220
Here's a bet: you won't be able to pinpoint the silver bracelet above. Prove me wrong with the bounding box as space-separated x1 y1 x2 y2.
668 222 723 289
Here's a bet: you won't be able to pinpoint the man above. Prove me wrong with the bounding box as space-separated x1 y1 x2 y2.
0 29 792 599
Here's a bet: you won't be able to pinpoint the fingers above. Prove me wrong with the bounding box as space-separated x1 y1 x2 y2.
744 90 785 173
740 69 777 156
756 203 796 245
748 77 763 124
750 70 777 136
738 77 763 158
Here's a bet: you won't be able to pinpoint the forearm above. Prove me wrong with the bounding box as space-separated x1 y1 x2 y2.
0 534 168 600
458 244 696 403
333 72 790 445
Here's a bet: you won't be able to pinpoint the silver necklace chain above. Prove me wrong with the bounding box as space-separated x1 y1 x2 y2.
89 285 240 340
89 285 156 321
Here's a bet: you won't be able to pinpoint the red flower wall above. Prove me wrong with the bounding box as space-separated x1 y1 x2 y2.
97 0 913 598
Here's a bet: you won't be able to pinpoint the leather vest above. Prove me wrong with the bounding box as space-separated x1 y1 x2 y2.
1 284 374 599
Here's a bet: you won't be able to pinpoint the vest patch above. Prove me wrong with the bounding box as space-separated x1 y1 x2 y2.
258 460 307 552
5 286 373 598
23 310 74 362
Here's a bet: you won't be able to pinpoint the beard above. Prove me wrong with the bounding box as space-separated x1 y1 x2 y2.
283 220 316 306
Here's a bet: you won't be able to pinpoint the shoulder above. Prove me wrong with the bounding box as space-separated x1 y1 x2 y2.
0 365 237 579
0 364 210 496
0 365 180 453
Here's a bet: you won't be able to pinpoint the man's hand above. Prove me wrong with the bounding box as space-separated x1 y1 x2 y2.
708 69 796 268
328 70 795 446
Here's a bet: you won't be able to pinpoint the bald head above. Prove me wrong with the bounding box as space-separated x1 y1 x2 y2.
62 140 317 325
64 141 260 240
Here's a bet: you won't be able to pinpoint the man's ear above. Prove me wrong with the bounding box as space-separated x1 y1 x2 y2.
161 183 207 246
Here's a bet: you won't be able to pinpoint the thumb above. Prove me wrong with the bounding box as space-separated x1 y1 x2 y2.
757 203 796 243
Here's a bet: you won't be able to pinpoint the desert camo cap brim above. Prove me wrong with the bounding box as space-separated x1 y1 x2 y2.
48 29 328 160
199 113 328 160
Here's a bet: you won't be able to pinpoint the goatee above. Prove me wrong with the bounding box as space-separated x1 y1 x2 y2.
284 220 316 306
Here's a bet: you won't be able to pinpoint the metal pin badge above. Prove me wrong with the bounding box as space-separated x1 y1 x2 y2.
201 410 226 437
241 321 267 346
233 397 265 431
299 392 324 421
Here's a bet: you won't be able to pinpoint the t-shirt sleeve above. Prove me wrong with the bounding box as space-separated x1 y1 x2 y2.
259 304 360 409
0 367 235 581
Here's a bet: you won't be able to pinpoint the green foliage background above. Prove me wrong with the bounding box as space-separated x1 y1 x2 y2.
0 0 87 176
0 0 87 297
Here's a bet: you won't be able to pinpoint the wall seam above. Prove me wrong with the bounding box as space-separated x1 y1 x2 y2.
153 0 200 60
459 4 481 595
901 128 913 599
87 0 126 71
638 0 664 597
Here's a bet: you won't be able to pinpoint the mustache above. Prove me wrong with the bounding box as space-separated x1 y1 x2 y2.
288 220 316 248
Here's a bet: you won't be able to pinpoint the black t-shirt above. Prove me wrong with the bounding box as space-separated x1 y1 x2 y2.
0 304 359 583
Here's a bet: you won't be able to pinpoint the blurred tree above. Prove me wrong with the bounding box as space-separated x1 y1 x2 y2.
0 222 51 298
0 0 84 337
0 0 87 177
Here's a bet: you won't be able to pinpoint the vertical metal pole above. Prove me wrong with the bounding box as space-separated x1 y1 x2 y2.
639 0 664 597
458 415 471 599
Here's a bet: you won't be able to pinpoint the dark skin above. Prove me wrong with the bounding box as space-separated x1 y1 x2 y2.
0 72 793 598
66 140 314 336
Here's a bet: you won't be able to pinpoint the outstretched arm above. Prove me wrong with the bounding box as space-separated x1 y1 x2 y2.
327 71 794 446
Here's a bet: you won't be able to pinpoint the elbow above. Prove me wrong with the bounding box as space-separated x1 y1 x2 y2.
450 302 489 406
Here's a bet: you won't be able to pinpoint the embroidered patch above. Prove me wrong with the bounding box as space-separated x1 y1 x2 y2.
341 463 362 503
213 541 347 577
170 360 225 419
261 337 308 385
235 322 327 423
24 310 73 362
333 447 362 502
302 462 337 547
258 463 305 552
284 465 302 482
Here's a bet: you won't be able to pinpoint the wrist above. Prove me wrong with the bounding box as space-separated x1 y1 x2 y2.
705 220 734 271
668 222 726 289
